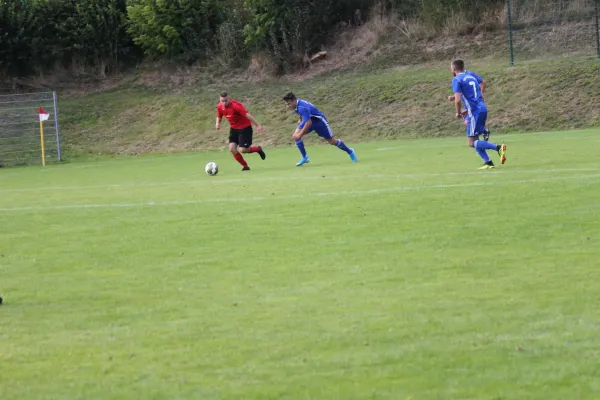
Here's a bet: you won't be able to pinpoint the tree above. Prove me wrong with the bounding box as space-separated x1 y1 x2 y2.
1 0 134 78
0 0 36 77
127 0 224 62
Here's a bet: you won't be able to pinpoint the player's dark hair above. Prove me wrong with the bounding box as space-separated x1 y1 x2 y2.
283 92 296 101
220 91 228 98
452 59 465 71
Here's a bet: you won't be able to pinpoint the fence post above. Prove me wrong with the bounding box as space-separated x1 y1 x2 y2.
506 0 515 66
595 0 600 58
52 91 62 161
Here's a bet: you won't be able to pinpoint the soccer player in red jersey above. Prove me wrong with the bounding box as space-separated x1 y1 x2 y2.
216 92 266 171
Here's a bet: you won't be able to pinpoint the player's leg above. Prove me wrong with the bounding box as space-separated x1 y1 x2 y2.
468 136 493 169
472 111 506 164
482 127 491 142
237 127 266 160
315 119 357 162
465 110 490 140
477 111 505 164
229 129 250 171
466 114 493 169
294 126 311 166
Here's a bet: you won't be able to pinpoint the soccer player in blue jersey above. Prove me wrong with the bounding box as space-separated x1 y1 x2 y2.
448 69 491 141
283 92 357 166
451 59 506 169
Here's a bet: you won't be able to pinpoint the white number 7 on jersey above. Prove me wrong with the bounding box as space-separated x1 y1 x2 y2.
468 81 478 99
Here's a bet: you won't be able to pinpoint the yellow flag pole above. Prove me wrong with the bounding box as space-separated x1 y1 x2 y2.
39 117 46 167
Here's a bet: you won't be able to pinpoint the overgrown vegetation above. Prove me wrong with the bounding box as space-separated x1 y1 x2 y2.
58 58 600 156
0 0 538 80
1 0 596 84
0 0 135 78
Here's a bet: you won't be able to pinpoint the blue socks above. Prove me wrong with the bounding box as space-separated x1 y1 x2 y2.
295 139 307 157
296 138 352 157
335 139 352 154
474 140 497 151
475 148 490 162
473 140 497 162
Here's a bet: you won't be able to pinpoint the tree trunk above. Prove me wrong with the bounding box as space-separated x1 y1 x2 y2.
98 59 107 79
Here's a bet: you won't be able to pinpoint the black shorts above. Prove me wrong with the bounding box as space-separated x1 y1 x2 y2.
229 126 253 148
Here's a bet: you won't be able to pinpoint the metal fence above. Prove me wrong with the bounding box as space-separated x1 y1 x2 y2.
0 92 62 167
506 0 600 65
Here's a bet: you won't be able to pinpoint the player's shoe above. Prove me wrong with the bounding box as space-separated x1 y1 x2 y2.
296 156 310 166
242 166 251 171
482 129 491 141
257 146 266 160
497 143 507 164
349 149 357 163
478 161 495 170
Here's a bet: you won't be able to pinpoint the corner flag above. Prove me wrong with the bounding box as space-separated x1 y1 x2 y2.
38 106 49 166
39 107 49 121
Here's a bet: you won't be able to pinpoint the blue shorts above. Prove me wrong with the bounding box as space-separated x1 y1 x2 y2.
465 110 487 137
304 118 334 139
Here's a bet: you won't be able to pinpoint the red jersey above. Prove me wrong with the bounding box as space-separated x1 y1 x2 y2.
217 100 251 130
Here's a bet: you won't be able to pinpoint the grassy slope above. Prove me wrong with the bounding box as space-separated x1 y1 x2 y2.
1 130 600 399
59 58 600 157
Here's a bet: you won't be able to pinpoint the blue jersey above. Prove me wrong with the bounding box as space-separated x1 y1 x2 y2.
465 70 484 84
462 70 484 117
296 99 327 129
452 72 486 114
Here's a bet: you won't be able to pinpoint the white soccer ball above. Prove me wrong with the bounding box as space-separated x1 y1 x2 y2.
205 162 218 176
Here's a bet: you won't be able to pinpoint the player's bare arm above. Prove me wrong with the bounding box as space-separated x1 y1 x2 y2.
293 119 312 141
245 113 264 132
216 106 223 130
454 93 464 118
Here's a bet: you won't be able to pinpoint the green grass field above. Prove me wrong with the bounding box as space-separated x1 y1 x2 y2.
2 129 600 399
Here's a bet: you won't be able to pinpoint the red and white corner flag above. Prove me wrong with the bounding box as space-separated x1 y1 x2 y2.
39 106 49 121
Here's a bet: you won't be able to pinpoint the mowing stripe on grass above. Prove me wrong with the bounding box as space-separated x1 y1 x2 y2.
376 134 600 151
1 168 598 194
1 173 599 213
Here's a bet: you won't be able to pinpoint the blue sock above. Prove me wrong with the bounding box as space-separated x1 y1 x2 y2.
475 147 490 162
295 139 307 157
335 139 352 154
474 140 497 151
